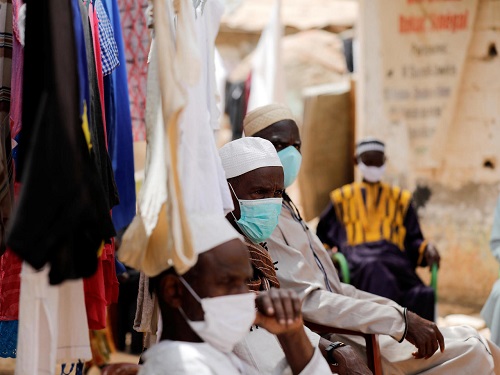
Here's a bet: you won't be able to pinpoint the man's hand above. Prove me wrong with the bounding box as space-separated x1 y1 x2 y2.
424 243 440 269
319 338 372 375
405 311 445 359
255 289 315 375
254 288 303 335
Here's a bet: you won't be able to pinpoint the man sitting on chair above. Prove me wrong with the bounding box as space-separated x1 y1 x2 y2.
140 214 332 374
317 137 439 322
242 104 500 374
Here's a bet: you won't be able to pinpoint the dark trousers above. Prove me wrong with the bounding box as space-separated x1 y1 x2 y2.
343 244 435 321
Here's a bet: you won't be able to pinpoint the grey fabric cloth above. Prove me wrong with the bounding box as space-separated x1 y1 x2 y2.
269 200 406 339
134 272 158 348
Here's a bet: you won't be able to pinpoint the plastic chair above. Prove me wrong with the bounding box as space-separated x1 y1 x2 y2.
305 321 383 375
332 252 439 295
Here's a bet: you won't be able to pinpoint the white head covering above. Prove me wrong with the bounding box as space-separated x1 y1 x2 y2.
190 213 243 255
356 137 385 157
219 137 283 179
243 103 295 136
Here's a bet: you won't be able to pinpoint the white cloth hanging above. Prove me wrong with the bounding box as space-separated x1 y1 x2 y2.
178 0 233 220
120 0 200 276
246 0 285 112
15 264 91 375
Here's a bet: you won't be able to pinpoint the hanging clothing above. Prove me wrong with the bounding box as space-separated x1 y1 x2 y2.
225 80 246 140
102 0 136 233
82 0 119 213
246 0 285 112
95 0 119 76
10 0 23 141
118 0 148 141
7 0 115 285
0 0 14 255
76 0 119 331
84 241 118 330
120 0 197 277
178 0 233 220
15 264 92 375
0 248 21 321
88 2 107 140
316 181 435 321
133 272 159 348
0 248 21 358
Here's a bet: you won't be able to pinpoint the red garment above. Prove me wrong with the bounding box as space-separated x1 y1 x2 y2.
0 249 22 321
0 182 22 321
89 2 108 145
83 3 118 331
84 239 119 330
103 240 119 305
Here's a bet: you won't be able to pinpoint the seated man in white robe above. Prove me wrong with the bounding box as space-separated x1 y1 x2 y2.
139 214 332 375
241 103 500 375
218 137 371 375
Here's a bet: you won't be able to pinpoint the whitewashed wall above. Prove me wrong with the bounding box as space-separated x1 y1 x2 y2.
358 0 500 308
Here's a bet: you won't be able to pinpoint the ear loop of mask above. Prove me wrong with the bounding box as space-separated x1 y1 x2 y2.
179 276 203 303
227 182 240 223
178 276 204 322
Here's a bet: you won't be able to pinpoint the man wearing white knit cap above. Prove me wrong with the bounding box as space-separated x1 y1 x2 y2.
318 137 440 321
219 137 371 375
139 212 332 375
241 111 500 374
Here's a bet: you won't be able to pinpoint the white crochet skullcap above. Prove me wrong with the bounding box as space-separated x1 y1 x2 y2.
243 103 295 136
190 213 243 255
219 137 283 179
356 137 385 157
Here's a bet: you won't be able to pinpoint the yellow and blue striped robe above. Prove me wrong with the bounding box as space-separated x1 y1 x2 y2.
317 182 427 268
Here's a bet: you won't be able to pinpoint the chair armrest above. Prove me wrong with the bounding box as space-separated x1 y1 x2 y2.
430 263 438 299
331 252 350 284
304 321 382 375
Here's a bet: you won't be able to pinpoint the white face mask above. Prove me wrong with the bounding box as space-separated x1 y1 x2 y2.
358 161 386 183
178 277 256 353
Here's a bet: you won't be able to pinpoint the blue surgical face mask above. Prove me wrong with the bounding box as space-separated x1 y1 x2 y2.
278 146 302 188
229 184 282 243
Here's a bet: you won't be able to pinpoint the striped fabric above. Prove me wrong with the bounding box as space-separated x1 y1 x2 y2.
331 182 412 250
0 0 13 243
244 238 280 292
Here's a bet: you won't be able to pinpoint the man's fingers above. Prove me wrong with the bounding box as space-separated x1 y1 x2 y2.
435 326 445 352
427 339 436 359
256 289 303 328
290 290 302 321
269 289 286 325
280 290 295 325
256 292 274 316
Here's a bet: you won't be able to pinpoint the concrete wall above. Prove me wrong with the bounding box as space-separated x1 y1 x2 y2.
358 0 500 309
